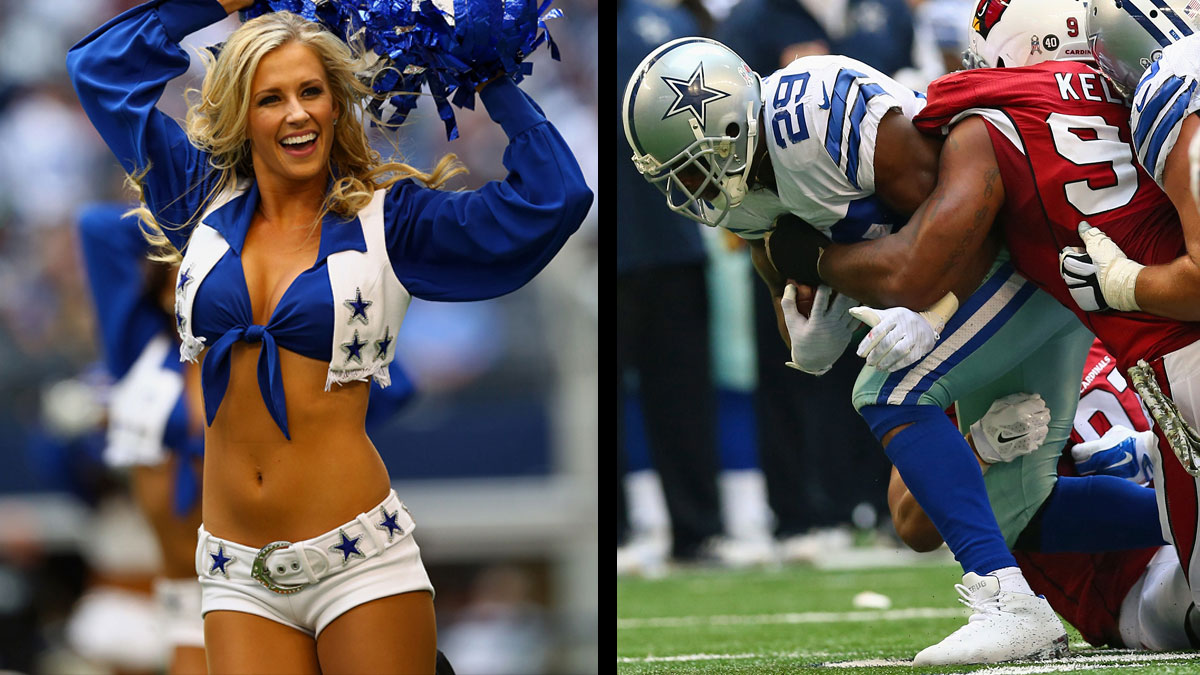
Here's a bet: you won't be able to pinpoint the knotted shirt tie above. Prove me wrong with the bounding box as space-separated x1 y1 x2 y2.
201 323 291 439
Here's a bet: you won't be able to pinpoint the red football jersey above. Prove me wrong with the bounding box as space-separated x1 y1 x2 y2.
1014 547 1155 647
1069 338 1152 446
914 61 1200 370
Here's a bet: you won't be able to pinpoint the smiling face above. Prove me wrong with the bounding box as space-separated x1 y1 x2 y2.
246 41 339 190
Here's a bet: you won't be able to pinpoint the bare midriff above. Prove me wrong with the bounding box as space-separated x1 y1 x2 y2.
200 345 391 548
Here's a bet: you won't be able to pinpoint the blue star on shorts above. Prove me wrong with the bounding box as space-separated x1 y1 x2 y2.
330 529 365 564
376 507 405 542
209 543 234 577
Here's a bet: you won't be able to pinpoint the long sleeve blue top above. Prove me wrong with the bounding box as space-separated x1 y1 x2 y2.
67 0 591 437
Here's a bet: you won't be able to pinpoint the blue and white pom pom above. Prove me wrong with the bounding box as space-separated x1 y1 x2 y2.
240 0 564 140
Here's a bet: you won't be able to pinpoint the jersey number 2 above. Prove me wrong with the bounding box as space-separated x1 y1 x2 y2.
1047 113 1138 215
771 73 810 148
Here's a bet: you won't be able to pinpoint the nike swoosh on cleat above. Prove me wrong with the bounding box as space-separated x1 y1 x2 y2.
1106 452 1135 469
996 432 1027 444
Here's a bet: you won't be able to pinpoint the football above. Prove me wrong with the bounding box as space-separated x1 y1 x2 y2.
766 214 832 288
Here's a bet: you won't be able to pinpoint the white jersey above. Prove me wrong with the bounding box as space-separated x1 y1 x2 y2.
760 55 926 238
1129 34 1200 187
723 56 926 241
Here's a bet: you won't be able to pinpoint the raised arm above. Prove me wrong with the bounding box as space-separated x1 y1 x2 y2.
66 0 230 249
384 78 593 301
815 117 1004 310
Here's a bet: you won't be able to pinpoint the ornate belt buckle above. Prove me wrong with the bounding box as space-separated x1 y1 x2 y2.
250 541 307 595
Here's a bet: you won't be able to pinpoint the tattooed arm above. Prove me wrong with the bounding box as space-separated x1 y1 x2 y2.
815 117 1004 310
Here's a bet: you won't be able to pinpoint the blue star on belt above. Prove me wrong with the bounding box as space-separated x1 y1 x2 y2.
343 330 367 365
209 543 234 577
660 63 731 127
375 326 393 361
376 507 404 542
330 529 365 564
344 287 372 325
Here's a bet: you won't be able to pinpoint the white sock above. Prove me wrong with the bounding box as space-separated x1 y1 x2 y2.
991 566 1034 596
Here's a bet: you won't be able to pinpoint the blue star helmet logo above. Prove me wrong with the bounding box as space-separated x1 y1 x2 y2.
660 63 731 128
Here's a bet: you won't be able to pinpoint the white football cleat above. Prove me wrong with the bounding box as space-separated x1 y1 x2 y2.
912 572 1069 666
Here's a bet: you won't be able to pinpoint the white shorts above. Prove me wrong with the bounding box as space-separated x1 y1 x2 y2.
195 490 434 637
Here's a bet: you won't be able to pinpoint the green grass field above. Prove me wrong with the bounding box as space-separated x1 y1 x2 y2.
617 558 1200 674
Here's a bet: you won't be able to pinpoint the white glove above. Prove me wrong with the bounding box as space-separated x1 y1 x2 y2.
1071 426 1157 486
1058 246 1109 312
782 284 859 375
1077 221 1143 311
848 292 958 373
970 392 1051 464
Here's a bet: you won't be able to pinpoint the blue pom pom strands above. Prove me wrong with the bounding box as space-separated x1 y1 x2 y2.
239 0 564 140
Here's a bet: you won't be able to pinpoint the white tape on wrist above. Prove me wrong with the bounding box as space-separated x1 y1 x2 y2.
919 292 958 338
1107 258 1144 312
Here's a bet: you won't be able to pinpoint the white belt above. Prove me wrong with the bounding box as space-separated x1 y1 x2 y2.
197 491 415 594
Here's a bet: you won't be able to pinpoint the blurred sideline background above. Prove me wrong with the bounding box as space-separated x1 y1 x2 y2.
617 0 974 574
0 1 596 673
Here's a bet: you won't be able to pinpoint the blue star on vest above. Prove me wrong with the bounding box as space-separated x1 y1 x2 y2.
376 507 404 542
330 529 365 564
660 63 731 127
177 266 193 292
375 326 393 361
342 330 366 365
344 287 372 325
209 543 234 577
176 307 187 332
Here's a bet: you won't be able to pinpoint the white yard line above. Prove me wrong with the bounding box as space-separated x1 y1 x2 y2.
619 651 1200 668
618 606 967 629
617 652 802 664
825 651 1200 670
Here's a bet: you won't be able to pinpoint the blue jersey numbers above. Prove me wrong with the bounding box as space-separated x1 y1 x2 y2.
771 72 810 148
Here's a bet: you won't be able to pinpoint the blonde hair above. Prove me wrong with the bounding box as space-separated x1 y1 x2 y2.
130 11 466 262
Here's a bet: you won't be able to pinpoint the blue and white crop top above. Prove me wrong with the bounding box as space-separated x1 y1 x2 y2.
78 203 420 511
67 0 593 439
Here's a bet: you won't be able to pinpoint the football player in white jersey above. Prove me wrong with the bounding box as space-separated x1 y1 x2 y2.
1062 0 1200 318
622 17 1094 663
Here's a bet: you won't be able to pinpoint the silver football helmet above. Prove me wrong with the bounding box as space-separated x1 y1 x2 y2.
622 37 762 228
1087 0 1197 98
963 0 1092 69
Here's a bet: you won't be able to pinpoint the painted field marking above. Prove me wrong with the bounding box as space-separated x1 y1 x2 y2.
618 606 967 629
617 652 806 664
619 650 1200 668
